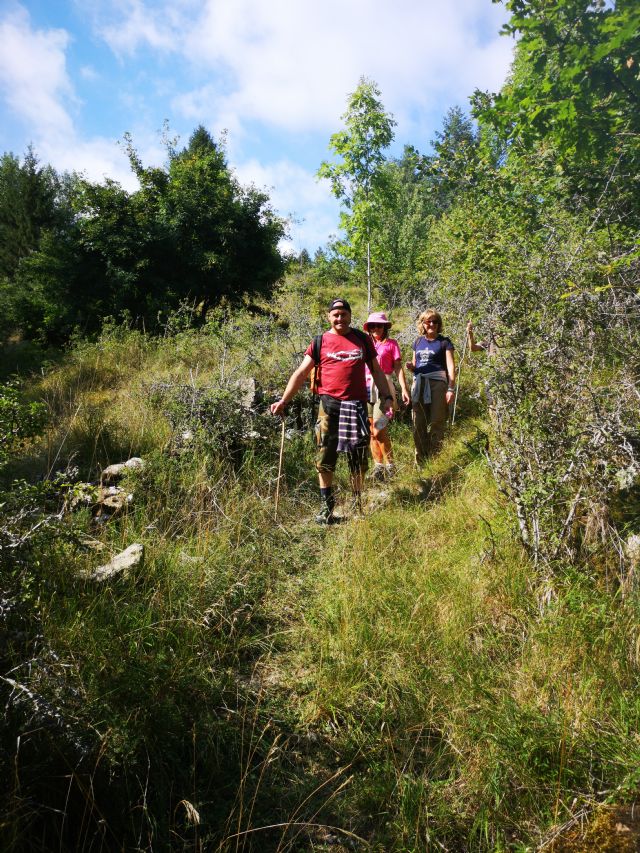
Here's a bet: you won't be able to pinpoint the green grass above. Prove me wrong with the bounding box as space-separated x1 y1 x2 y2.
289 422 640 850
2 321 640 852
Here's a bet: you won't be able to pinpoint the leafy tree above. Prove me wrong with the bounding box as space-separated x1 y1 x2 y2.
425 107 482 213
474 0 640 230
478 0 640 161
318 77 396 308
0 147 66 338
373 111 487 305
0 146 61 281
421 135 639 564
164 127 285 308
296 248 312 268
0 379 47 467
372 146 434 304
10 127 286 342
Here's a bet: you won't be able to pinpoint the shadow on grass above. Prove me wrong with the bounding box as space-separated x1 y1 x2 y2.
0 339 62 380
394 454 468 508
395 472 458 508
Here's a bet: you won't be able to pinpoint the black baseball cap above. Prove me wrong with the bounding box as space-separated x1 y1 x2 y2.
328 298 351 312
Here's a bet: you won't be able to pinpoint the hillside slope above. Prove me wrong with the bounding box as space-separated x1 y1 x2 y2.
1 321 639 852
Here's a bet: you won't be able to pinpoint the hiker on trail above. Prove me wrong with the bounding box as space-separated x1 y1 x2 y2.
363 311 410 482
465 320 500 421
406 309 456 463
270 298 393 524
466 320 493 354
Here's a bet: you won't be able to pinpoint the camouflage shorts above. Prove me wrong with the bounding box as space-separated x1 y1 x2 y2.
315 395 369 474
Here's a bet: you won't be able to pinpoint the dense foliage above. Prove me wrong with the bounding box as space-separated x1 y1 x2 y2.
0 127 285 343
312 0 640 567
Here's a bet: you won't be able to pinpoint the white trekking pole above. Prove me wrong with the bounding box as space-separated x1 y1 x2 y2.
451 320 469 425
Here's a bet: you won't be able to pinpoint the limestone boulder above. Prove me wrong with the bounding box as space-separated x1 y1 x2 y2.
233 377 263 409
86 543 144 583
101 457 145 484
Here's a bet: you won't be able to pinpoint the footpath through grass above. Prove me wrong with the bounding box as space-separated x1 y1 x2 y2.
268 420 640 852
2 327 640 852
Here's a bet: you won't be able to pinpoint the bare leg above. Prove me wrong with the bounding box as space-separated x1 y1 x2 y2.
318 471 334 488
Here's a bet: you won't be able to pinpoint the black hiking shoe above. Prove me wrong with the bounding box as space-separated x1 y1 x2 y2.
315 498 335 525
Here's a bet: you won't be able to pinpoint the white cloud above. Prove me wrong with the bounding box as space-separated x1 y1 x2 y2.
86 0 183 57
0 5 161 190
1 0 517 253
0 6 76 142
171 84 246 142
181 0 513 136
93 0 514 139
40 137 137 189
233 158 340 253
82 0 516 249
80 65 100 81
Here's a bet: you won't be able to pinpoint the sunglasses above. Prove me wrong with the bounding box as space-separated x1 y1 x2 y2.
369 323 387 328
425 319 439 326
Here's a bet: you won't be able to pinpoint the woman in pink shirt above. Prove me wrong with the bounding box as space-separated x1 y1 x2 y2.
363 312 411 481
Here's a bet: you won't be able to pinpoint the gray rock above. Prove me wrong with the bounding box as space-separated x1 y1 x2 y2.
101 457 145 483
76 534 106 552
626 534 640 567
88 543 144 582
98 485 132 511
233 377 263 409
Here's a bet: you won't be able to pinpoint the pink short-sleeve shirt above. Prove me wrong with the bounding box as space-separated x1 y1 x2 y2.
368 337 401 376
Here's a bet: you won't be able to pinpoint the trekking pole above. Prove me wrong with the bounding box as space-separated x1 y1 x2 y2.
274 418 286 521
350 469 363 516
451 320 469 425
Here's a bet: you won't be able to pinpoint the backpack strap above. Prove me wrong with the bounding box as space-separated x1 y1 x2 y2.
350 327 371 359
310 333 323 396
312 333 324 365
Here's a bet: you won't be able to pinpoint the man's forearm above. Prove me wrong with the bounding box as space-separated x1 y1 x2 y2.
281 369 308 404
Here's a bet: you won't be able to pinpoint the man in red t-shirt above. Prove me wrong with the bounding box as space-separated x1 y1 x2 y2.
271 298 392 523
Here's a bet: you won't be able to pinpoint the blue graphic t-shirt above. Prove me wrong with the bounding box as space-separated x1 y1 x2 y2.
412 335 454 376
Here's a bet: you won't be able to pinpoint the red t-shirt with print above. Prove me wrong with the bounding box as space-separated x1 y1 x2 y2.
305 330 377 402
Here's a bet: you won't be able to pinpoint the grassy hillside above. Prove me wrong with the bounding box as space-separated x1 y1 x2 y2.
1 306 639 852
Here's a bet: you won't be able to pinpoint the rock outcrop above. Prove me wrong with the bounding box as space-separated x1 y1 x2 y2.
85 543 144 583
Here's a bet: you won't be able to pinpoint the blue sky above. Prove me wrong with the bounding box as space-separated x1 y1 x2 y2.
0 0 514 253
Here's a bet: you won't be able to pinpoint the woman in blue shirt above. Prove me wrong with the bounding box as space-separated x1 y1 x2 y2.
406 309 456 462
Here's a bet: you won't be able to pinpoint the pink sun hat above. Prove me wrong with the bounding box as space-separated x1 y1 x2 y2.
363 311 392 332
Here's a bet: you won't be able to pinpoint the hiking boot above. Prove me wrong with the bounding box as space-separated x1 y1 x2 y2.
315 497 335 525
385 463 396 479
372 463 385 483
